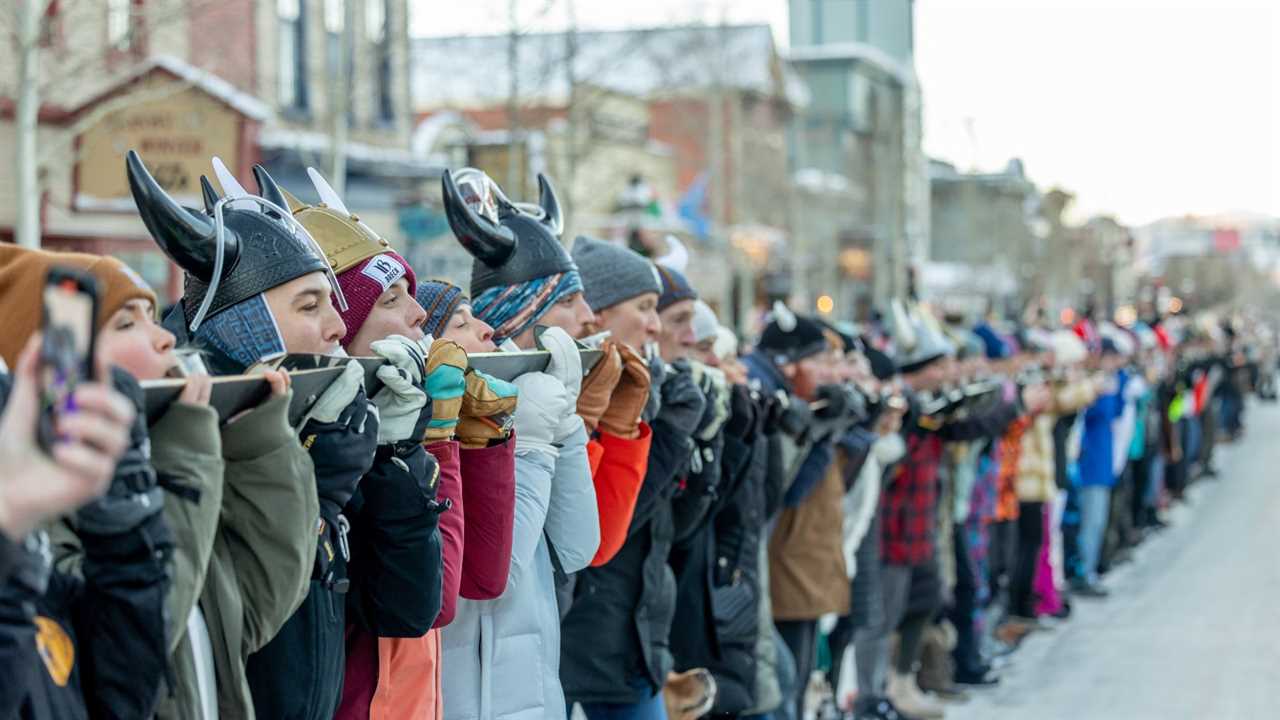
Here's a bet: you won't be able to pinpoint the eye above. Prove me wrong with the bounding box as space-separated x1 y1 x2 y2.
301 303 319 313
115 320 134 331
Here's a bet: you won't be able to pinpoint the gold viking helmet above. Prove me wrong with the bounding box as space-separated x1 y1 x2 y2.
286 167 391 274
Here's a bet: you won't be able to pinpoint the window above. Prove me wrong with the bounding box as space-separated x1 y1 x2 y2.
106 0 132 51
371 0 394 125
366 0 386 43
278 0 308 111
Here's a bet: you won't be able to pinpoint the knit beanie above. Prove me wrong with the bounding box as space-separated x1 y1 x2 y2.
571 235 661 312
691 300 719 343
655 265 697 312
416 279 468 338
757 313 829 367
333 250 417 348
0 244 158 368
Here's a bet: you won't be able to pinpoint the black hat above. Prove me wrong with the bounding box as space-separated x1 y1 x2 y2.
127 150 330 330
861 339 898 380
757 302 829 367
441 168 576 298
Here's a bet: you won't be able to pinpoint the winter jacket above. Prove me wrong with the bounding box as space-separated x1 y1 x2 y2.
0 535 18 588
250 418 445 720
1078 374 1125 487
442 426 599 720
881 394 1018 566
341 438 517 720
560 415 693 705
843 432 906 578
0 373 173 720
769 447 850 619
0 515 172 720
1018 378 1097 503
669 405 769 715
52 400 226 720
154 391 319 720
588 424 653 566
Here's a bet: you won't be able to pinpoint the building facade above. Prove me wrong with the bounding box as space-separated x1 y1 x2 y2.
0 0 420 299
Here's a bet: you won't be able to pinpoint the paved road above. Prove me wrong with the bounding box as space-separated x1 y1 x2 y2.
947 400 1280 720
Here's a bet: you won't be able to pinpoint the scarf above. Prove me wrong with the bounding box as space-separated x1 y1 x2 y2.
471 270 583 345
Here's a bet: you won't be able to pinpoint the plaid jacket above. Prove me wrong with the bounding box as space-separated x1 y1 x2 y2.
881 393 1021 566
881 432 945 565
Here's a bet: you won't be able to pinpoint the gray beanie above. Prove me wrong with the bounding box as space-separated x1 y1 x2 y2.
571 235 662 311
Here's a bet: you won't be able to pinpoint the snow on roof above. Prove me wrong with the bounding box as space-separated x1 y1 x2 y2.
412 24 803 109
144 55 271 120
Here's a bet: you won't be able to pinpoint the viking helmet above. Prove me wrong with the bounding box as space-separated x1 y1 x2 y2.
440 168 574 298
126 150 338 331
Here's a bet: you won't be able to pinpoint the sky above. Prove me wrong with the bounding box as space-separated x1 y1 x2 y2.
412 0 1279 227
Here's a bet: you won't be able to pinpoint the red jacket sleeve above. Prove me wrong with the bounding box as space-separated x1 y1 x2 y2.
587 438 605 476
426 440 463 628
458 436 517 600
590 422 653 566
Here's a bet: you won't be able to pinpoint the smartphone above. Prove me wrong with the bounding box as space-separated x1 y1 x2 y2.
37 268 100 453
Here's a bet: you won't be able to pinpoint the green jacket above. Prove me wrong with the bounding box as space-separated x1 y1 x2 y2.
155 391 319 720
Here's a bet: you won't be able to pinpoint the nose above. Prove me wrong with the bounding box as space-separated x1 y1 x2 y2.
152 325 176 353
324 306 347 345
575 297 597 327
477 319 494 343
647 312 663 339
407 298 427 330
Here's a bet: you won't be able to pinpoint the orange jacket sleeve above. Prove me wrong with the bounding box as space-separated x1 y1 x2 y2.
589 422 653 566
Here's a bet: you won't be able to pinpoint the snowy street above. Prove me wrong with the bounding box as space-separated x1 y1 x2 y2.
948 401 1280 720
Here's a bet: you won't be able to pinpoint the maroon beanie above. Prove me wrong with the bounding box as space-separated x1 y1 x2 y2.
335 250 418 348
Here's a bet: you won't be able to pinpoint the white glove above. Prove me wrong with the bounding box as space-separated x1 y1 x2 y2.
304 359 365 425
538 326 584 441
539 326 583 405
511 372 570 458
369 335 430 444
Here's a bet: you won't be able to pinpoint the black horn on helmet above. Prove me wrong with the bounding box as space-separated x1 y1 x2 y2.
536 173 563 236
442 169 517 268
127 149 234 284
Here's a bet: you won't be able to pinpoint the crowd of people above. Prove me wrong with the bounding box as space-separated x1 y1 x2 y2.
0 152 1273 720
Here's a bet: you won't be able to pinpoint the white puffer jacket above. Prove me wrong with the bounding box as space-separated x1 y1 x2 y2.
441 426 600 720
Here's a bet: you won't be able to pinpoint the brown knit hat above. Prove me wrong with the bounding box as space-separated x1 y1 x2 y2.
0 244 158 368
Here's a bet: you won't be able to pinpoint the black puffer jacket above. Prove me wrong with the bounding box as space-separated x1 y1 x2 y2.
561 414 693 704
669 406 770 714
246 443 444 720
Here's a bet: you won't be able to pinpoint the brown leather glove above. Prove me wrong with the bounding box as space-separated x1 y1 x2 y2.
456 369 519 449
598 342 651 439
423 338 468 442
577 339 623 435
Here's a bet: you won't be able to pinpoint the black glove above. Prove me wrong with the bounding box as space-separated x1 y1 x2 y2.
725 384 760 441
75 368 164 536
759 390 788 435
657 361 707 436
814 384 850 421
776 394 813 439
300 387 379 515
643 354 669 423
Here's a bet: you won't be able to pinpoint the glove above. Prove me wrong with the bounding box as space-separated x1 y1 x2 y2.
538 326 583 405
510 372 569 458
690 361 730 441
539 326 585 442
776 394 813 439
643 354 668 423
656 361 707 437
369 335 431 445
598 342 652 439
74 368 164 536
423 337 469 441
577 340 623 435
304 357 365 425
725 384 760 441
456 369 519 448
301 386 379 513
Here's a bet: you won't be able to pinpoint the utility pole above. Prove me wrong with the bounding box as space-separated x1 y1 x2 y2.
330 0 356 197
15 0 44 249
